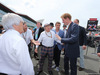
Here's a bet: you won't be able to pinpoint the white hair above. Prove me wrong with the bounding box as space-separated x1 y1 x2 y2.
1 13 24 31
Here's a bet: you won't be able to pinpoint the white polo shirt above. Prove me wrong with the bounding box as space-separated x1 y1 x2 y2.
36 30 61 48
21 29 33 45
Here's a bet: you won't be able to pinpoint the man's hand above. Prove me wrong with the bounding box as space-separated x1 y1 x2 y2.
35 48 38 53
82 45 86 50
34 41 40 45
97 53 100 57
62 48 64 51
55 34 61 41
31 39 40 45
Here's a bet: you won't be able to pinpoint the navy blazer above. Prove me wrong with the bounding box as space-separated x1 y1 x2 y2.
54 29 64 50
61 22 80 58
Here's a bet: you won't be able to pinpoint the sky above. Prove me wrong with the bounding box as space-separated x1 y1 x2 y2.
0 0 100 29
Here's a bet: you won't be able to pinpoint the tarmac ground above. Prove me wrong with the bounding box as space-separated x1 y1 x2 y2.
32 46 100 75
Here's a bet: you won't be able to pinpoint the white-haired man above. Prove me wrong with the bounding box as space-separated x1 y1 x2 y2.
0 13 34 75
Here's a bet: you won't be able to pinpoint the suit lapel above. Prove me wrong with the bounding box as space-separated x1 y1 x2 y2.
54 30 56 33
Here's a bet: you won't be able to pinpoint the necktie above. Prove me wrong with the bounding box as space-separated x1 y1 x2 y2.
35 29 38 40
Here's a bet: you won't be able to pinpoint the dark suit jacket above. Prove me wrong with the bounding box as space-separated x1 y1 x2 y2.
0 29 2 33
97 44 100 53
34 27 44 40
79 26 87 46
61 22 80 58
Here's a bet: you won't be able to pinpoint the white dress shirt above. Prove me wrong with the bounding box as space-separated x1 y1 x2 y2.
36 30 61 48
63 29 67 38
66 22 71 30
63 23 70 38
0 29 34 75
21 29 33 45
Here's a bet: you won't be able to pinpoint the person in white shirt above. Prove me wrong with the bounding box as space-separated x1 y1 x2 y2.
22 22 39 56
50 22 54 31
22 22 33 45
0 13 34 75
63 25 67 37
35 23 61 75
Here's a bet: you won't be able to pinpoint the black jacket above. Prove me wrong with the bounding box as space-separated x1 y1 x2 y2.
34 27 44 40
98 44 100 53
79 26 87 46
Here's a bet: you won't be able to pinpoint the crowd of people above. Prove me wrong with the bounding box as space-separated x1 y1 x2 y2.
0 13 100 75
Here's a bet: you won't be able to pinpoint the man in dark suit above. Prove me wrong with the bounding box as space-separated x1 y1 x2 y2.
33 22 44 59
34 22 44 40
97 47 100 73
56 13 79 75
74 19 87 71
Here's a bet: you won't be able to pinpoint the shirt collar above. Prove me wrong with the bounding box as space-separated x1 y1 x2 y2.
67 24 70 29
45 30 50 33
66 22 72 29
8 29 21 36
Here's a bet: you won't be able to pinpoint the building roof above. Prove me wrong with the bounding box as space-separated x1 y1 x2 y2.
0 3 15 13
15 13 37 23
0 3 36 23
36 19 44 23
